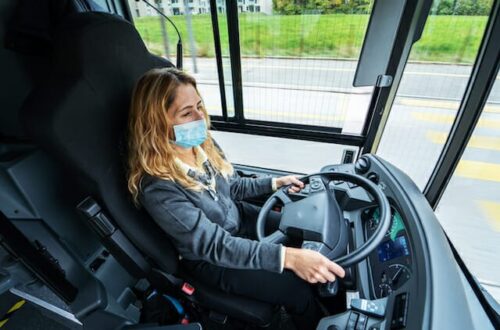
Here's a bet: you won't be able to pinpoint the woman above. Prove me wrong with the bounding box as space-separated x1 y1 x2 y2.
127 67 345 329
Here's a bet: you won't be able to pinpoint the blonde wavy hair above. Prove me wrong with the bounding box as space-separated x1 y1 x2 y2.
127 67 233 206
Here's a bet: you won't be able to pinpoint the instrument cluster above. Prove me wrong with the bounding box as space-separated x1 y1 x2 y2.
362 206 413 299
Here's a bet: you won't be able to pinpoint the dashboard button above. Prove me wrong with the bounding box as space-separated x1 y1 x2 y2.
355 314 367 330
310 178 324 191
351 297 387 318
355 156 371 174
391 293 409 329
347 312 359 330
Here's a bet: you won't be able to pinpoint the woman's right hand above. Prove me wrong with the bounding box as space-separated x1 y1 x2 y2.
284 247 345 284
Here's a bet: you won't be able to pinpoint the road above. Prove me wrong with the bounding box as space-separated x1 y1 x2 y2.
186 57 500 102
184 57 500 303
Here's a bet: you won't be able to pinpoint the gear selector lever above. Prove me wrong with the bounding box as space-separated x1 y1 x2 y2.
319 279 339 297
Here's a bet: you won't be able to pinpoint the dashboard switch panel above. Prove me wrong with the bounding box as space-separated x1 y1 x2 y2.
350 297 388 318
355 313 368 330
347 312 359 330
390 292 409 329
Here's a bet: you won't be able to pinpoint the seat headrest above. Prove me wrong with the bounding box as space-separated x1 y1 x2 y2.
20 11 178 273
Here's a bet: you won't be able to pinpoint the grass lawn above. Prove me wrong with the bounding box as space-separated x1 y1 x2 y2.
133 14 488 64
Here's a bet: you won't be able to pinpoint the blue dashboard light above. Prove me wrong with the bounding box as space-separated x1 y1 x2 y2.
377 236 410 262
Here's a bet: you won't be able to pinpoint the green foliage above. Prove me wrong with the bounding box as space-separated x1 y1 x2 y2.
273 0 369 14
272 0 492 15
434 0 492 15
409 15 487 63
134 13 489 64
457 0 491 15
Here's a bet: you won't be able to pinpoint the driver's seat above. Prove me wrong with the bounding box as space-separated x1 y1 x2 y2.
19 11 275 326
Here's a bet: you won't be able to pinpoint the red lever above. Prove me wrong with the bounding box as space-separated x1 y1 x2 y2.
182 282 195 295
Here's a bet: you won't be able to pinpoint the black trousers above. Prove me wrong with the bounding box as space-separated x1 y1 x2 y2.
181 201 322 330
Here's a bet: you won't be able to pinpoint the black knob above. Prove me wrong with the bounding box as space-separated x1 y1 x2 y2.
367 172 379 184
355 156 371 174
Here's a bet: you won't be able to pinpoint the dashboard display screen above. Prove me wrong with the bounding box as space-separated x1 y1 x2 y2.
377 236 410 262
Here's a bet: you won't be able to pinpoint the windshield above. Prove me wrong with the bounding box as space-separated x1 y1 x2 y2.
130 0 499 304
376 0 499 304
435 71 500 304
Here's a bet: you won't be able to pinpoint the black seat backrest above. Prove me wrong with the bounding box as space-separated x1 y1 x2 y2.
20 11 178 274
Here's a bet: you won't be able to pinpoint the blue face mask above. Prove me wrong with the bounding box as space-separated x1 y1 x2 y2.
172 119 207 148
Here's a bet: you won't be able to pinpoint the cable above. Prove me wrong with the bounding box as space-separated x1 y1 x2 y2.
137 0 183 69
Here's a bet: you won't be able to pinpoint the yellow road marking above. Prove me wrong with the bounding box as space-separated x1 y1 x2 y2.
411 112 500 129
426 131 500 151
0 300 25 328
455 160 500 182
478 201 500 232
6 300 25 314
400 98 500 114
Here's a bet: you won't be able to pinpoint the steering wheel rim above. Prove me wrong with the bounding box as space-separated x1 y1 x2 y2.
256 171 391 267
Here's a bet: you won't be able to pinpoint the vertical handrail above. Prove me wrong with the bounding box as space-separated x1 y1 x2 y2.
225 0 244 123
209 0 228 120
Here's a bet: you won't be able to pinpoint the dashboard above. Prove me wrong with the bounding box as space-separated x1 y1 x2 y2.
362 206 413 299
315 155 496 330
240 155 494 330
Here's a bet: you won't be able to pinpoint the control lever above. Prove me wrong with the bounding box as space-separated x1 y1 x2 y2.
350 297 388 318
319 279 339 297
302 241 341 297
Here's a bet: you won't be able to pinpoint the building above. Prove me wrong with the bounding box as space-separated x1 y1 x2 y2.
128 0 273 18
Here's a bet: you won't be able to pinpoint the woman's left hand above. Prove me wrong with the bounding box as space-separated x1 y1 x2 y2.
276 175 304 193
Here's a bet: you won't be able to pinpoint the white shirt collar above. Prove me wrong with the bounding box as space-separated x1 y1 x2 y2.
174 146 217 193
174 145 208 176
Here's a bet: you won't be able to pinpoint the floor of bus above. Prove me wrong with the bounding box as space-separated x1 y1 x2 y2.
0 289 298 330
0 291 74 330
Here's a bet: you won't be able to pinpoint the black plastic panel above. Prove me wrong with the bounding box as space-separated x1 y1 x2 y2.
353 0 407 87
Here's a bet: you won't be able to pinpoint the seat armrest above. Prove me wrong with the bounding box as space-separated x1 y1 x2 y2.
77 197 151 278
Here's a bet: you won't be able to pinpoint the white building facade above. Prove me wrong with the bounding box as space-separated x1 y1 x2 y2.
128 0 273 18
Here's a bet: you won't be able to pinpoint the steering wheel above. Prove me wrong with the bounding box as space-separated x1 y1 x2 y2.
256 172 391 268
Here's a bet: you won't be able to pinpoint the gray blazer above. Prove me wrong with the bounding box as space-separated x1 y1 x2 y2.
139 171 282 273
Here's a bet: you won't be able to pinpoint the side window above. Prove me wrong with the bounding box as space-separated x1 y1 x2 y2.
211 0 377 170
130 0 375 171
235 1 375 135
129 0 229 116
